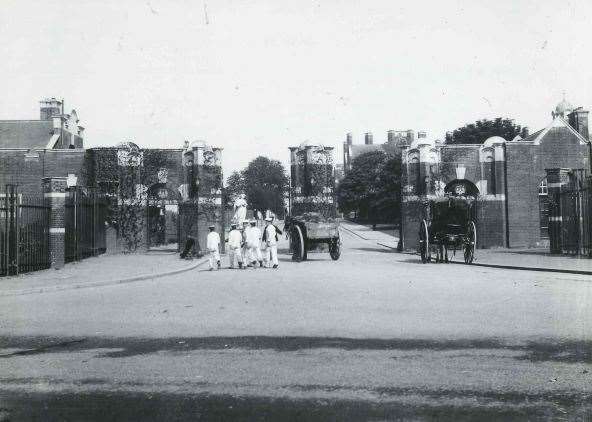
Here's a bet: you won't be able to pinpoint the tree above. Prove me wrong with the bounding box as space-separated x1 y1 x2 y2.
227 156 289 217
373 155 402 222
447 118 522 144
337 151 401 222
225 171 245 203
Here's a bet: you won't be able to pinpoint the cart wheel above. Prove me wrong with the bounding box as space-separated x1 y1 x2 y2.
292 224 305 262
329 236 341 260
419 220 430 263
464 221 476 264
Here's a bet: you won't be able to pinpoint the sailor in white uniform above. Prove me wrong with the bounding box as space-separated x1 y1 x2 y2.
262 217 281 268
206 224 221 271
246 219 263 267
227 223 244 269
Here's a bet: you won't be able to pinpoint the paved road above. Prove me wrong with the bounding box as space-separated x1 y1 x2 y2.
0 230 591 420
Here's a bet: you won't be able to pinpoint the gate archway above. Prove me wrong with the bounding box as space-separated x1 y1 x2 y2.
146 183 181 251
444 179 480 197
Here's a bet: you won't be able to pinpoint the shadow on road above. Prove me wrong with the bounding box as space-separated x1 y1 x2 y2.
2 389 590 422
1 335 591 363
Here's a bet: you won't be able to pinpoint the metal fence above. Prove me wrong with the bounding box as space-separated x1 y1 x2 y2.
550 170 591 256
65 188 107 263
1 185 50 276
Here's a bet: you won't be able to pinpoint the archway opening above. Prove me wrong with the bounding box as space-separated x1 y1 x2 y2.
444 179 480 197
147 183 181 251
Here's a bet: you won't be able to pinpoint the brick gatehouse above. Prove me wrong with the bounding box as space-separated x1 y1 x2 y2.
401 99 591 250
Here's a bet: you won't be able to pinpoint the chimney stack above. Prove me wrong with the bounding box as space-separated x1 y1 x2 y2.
346 132 353 145
40 98 63 120
364 132 373 145
418 131 427 139
521 126 530 138
568 107 589 140
445 131 453 143
387 130 395 143
406 130 415 144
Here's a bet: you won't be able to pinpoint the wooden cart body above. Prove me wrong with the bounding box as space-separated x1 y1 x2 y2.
285 213 341 261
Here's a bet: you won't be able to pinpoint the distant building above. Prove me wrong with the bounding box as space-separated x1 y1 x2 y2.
343 130 430 173
401 98 590 250
0 98 87 193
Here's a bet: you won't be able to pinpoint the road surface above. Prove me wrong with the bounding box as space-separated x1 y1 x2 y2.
0 229 591 420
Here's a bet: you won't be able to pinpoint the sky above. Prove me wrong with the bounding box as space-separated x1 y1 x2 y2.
1 0 591 178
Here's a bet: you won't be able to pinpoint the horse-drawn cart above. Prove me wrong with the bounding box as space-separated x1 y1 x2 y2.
285 213 341 261
418 196 477 264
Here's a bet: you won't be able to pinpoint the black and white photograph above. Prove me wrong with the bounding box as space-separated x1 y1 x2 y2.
0 1 591 420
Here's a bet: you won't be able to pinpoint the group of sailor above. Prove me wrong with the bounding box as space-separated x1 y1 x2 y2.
205 216 283 271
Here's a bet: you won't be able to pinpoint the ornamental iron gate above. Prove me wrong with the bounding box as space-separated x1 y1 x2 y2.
0 185 50 276
65 188 108 263
548 169 591 256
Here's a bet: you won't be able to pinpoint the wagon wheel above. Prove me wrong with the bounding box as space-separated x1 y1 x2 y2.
329 234 341 261
419 219 430 263
291 224 305 262
464 221 476 264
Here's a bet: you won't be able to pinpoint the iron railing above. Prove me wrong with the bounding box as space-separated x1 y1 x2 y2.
65 188 107 263
1 185 50 276
550 170 591 256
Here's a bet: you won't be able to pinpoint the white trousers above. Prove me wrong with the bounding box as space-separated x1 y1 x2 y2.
228 247 243 268
248 246 262 263
265 244 278 267
208 249 220 269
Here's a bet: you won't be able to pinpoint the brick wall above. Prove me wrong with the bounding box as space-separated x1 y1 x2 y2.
477 200 505 247
439 147 480 183
505 128 590 247
0 149 86 194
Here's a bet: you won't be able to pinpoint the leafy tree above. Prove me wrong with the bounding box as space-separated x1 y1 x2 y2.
373 155 402 222
337 151 401 222
225 171 245 204
447 118 522 144
227 156 289 217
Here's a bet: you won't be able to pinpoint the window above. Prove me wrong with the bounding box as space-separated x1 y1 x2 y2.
538 178 548 196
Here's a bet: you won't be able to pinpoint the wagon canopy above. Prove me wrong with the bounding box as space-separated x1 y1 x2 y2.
431 197 475 231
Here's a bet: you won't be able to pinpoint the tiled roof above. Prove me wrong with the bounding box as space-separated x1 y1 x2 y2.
519 128 544 142
0 120 53 149
518 117 589 145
